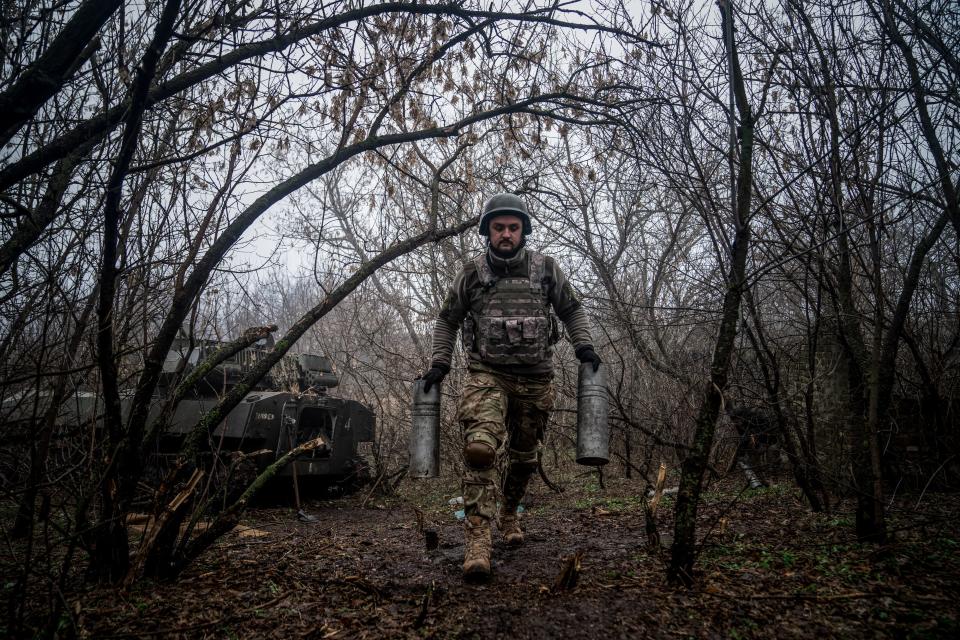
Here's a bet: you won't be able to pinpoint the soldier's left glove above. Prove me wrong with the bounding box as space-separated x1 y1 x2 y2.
575 346 602 372
420 362 449 393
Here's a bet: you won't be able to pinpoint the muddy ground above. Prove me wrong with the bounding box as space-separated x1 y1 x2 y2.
8 474 960 638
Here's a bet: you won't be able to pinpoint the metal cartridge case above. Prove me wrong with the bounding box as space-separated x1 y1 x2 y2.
575 363 609 466
409 379 441 478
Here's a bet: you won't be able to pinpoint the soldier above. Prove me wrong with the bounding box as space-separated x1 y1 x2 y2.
420 192 600 581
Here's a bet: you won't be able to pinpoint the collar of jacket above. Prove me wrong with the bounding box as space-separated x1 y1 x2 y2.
486 245 527 276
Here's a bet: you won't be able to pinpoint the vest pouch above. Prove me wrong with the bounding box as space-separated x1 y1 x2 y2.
478 315 549 365
462 315 476 352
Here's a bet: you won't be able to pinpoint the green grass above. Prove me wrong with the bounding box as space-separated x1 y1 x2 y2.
757 549 798 569
573 493 649 512
700 481 799 506
824 515 854 528
700 537 874 583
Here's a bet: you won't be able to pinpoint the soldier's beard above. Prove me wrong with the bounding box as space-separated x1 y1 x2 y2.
489 236 525 258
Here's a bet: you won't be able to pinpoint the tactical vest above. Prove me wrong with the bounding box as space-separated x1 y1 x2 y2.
463 251 560 366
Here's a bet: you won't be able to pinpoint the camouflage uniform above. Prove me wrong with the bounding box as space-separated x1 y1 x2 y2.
458 369 553 520
431 246 594 524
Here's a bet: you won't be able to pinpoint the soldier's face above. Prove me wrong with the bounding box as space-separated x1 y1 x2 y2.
489 215 523 252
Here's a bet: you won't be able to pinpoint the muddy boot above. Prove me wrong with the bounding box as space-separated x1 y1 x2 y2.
498 509 524 546
500 459 534 547
462 515 492 580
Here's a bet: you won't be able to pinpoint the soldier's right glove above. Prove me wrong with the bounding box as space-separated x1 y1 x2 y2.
420 363 449 392
575 346 602 372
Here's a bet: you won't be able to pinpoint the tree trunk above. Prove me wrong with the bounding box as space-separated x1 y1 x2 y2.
89 0 183 582
668 0 754 587
790 0 886 543
741 297 827 512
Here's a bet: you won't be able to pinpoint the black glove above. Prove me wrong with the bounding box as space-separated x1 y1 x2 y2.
420 363 449 393
575 346 602 372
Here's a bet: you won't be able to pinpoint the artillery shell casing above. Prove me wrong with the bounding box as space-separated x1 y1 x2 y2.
409 379 441 478
576 363 609 466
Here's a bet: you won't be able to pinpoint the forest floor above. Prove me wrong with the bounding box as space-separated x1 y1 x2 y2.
8 472 960 639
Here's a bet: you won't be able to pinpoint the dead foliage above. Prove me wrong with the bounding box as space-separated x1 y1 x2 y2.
5 475 959 638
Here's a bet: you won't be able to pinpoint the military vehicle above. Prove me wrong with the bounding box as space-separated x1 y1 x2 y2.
154 332 376 491
0 332 375 497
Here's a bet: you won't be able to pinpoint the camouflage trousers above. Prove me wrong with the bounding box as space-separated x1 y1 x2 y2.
458 369 554 521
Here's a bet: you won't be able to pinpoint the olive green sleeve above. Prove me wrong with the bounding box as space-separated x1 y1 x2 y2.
546 258 594 350
430 269 469 368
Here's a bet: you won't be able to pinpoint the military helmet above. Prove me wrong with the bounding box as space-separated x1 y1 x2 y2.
478 192 532 236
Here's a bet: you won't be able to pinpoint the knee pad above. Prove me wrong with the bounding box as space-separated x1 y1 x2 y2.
464 432 498 470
